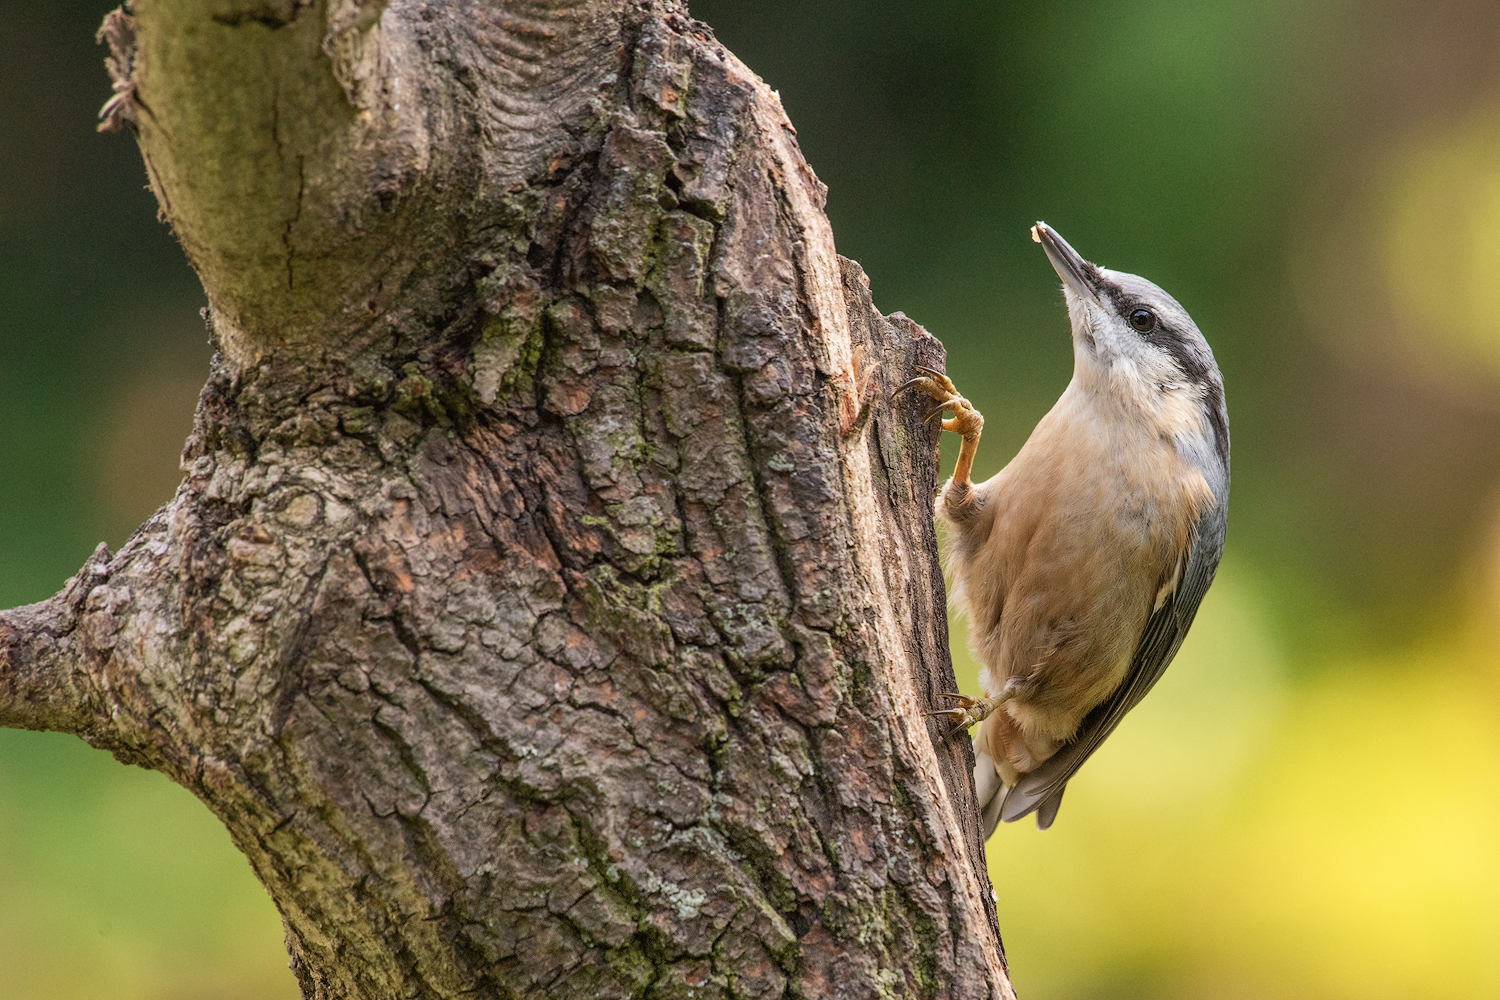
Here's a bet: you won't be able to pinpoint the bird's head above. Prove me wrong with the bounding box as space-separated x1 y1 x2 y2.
1032 222 1228 465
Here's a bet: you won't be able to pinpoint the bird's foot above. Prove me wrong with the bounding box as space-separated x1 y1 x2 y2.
895 365 984 440
926 691 1008 733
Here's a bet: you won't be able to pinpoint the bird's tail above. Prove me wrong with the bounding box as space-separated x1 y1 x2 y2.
973 752 1009 838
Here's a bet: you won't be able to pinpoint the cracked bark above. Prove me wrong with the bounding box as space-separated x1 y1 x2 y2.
8 1 1016 997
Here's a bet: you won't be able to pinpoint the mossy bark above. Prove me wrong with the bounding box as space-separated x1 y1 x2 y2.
3 1 1014 997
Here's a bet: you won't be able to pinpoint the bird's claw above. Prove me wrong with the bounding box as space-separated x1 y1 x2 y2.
894 375 931 397
894 367 960 402
925 691 1007 733
914 364 955 388
895 366 982 436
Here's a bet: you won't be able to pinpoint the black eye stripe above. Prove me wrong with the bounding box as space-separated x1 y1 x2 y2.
1096 280 1227 462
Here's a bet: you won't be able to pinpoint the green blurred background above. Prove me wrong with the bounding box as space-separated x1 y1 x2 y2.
3 0 1500 997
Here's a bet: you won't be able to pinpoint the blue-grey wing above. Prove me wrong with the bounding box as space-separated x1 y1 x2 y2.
1000 490 1228 826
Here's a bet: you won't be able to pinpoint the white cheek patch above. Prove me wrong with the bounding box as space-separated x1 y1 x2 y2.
1134 349 1182 389
1083 345 1210 446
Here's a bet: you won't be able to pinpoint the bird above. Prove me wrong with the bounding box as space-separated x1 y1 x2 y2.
901 222 1229 833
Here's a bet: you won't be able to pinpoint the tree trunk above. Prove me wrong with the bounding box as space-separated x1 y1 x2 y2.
3 1 1013 996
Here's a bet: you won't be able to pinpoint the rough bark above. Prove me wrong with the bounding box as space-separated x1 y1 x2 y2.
2 1 1014 997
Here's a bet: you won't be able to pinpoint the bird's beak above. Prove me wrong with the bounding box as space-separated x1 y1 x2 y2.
1032 223 1101 306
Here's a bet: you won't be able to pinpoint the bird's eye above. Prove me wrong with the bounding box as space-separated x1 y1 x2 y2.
1128 308 1156 332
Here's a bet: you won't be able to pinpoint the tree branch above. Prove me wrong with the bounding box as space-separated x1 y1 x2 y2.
0 544 117 738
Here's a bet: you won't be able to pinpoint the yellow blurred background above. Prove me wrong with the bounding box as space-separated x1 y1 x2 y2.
4 0 1500 997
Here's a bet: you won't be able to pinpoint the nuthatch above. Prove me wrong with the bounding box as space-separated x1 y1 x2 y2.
903 223 1229 832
